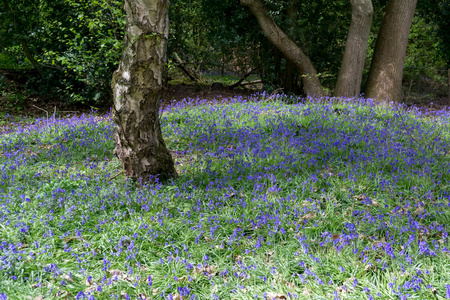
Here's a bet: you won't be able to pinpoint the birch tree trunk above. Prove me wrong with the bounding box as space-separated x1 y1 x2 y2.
365 0 417 103
334 0 373 98
111 0 177 183
240 0 324 97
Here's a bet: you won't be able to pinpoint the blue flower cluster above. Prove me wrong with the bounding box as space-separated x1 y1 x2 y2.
1 95 450 299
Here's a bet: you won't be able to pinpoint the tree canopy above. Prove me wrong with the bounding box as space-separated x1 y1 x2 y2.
1 0 448 104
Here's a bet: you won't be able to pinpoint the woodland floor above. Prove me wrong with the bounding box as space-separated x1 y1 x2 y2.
1 68 448 120
0 68 258 120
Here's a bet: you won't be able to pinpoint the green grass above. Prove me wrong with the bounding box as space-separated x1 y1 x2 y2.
1 96 450 299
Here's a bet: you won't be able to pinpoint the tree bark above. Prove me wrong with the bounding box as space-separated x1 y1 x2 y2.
365 0 417 103
334 0 373 98
112 0 177 183
240 0 324 97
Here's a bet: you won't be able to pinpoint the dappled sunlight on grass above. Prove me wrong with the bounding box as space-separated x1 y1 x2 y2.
1 95 450 299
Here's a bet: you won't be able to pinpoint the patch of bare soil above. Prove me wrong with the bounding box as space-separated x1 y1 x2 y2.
0 68 258 120
160 83 258 105
404 95 450 112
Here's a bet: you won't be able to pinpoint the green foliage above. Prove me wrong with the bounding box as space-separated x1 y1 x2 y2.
0 0 124 105
42 0 124 104
0 73 28 113
401 15 448 100
0 53 27 69
418 0 450 67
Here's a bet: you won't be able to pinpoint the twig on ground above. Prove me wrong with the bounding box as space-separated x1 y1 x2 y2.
31 104 49 121
109 170 124 181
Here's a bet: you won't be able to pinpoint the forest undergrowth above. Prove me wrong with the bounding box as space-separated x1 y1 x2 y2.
1 93 450 299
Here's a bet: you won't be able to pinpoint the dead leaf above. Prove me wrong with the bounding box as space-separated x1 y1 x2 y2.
138 293 148 300
266 293 287 299
56 291 68 297
364 264 376 271
108 269 125 276
193 265 217 276
61 274 74 283
302 213 316 221
413 207 425 217
353 194 366 201
285 281 295 289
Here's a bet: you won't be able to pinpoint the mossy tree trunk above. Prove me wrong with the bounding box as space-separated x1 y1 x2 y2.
112 0 177 183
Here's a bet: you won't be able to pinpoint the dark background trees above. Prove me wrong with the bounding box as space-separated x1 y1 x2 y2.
0 0 124 105
1 0 449 106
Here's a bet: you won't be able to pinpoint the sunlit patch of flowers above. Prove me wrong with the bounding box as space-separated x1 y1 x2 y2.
1 94 450 299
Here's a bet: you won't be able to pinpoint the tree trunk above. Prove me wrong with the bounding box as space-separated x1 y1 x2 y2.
240 0 324 97
334 0 373 98
365 0 417 103
111 0 177 183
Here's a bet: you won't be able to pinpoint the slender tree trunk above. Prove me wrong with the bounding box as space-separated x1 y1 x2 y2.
365 0 417 103
334 0 373 98
240 0 324 97
112 0 177 183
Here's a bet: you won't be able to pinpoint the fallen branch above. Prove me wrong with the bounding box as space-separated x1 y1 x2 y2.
109 170 124 181
173 52 198 82
240 80 263 86
228 69 255 89
32 104 49 121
